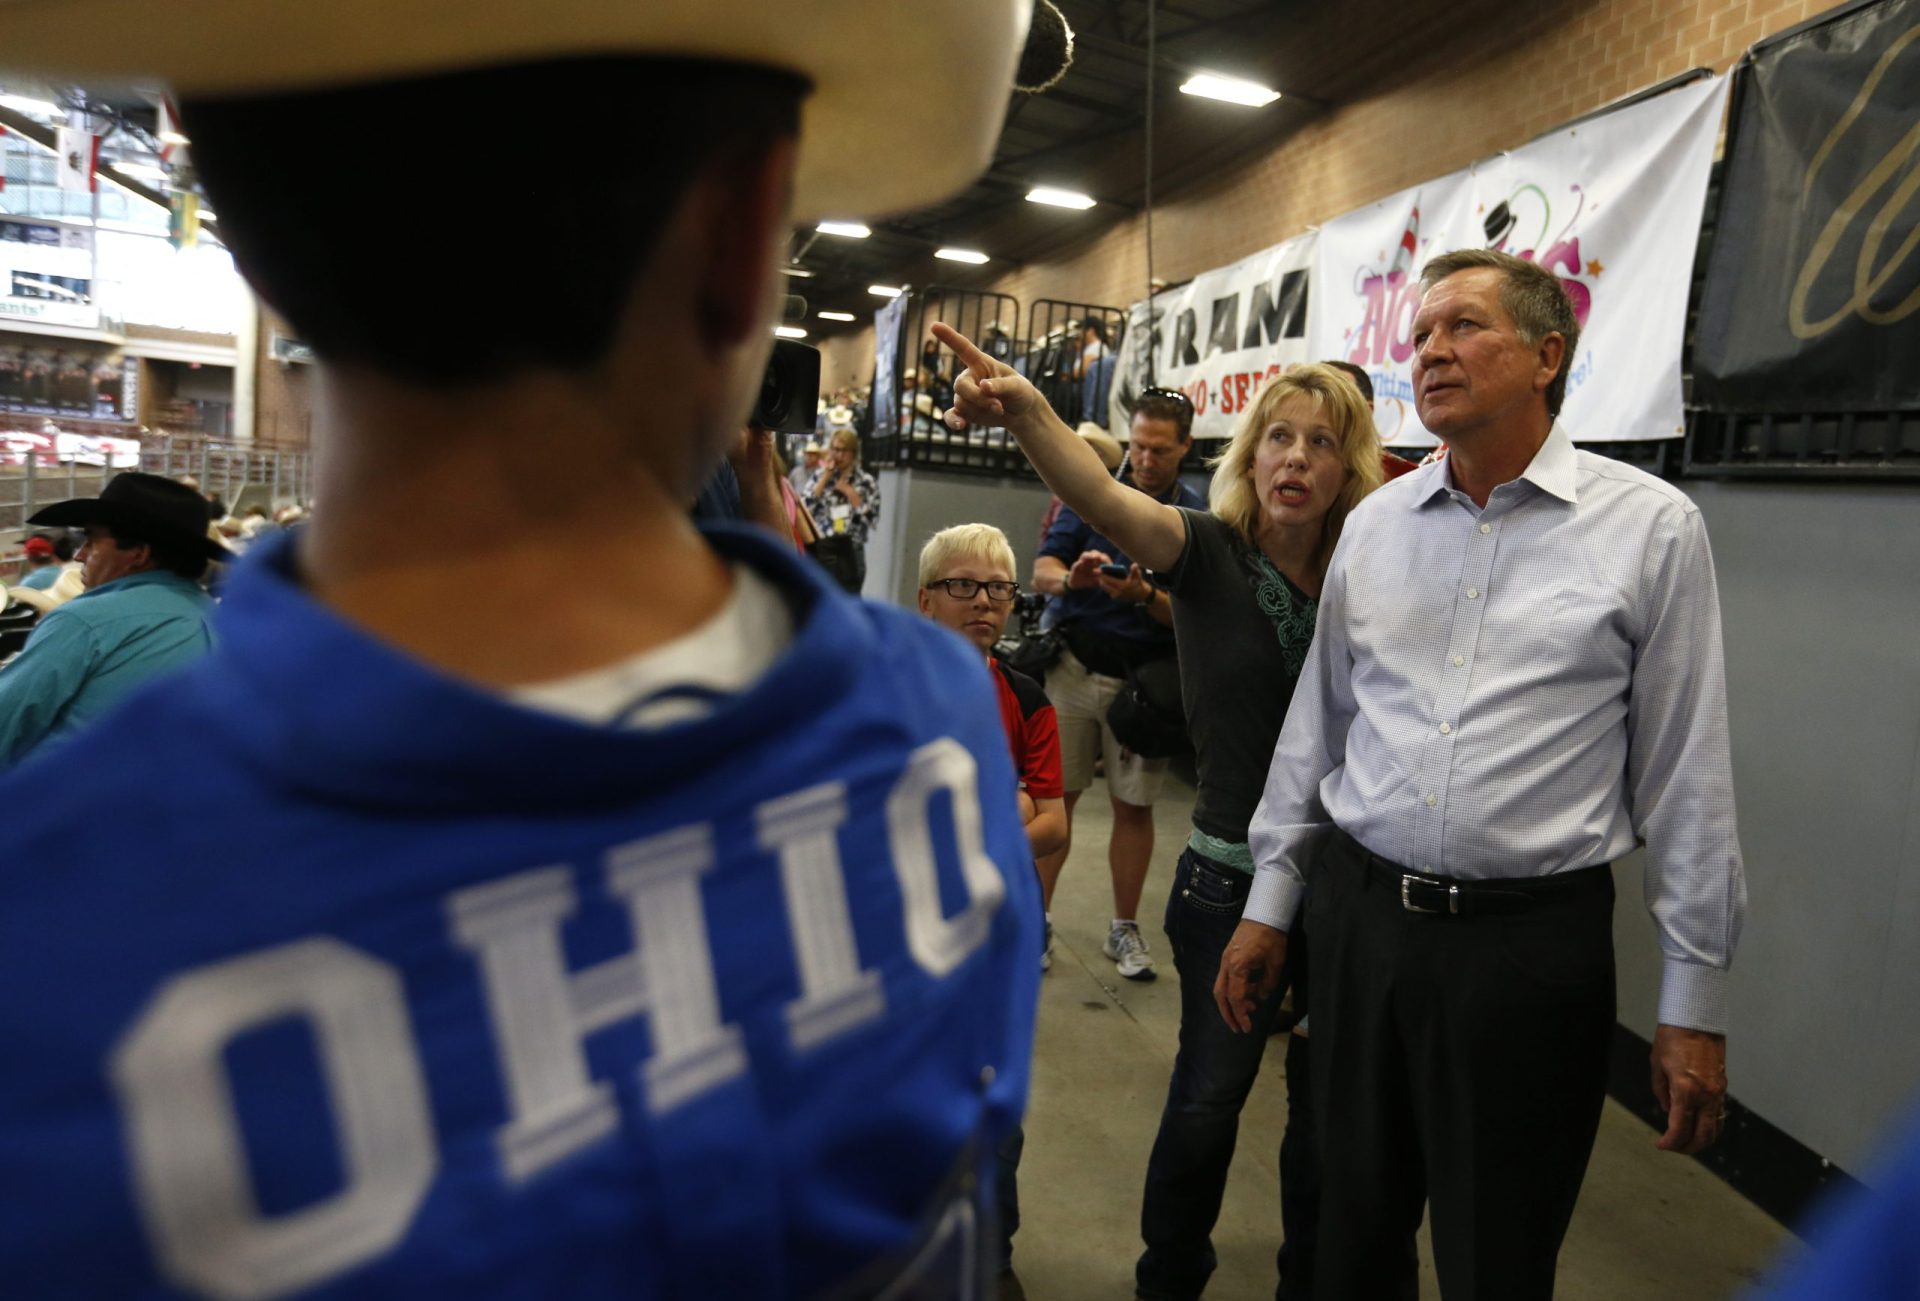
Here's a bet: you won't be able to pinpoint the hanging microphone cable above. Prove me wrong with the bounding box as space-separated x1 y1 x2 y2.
1143 0 1158 388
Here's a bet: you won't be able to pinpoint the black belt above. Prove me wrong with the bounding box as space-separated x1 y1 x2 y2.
1350 840 1611 918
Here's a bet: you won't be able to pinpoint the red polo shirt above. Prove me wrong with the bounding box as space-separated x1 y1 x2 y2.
992 659 1064 801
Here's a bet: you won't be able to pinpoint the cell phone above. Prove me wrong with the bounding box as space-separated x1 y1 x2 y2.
1098 562 1131 579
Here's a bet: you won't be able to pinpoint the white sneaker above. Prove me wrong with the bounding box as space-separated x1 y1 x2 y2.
1041 915 1054 972
1103 920 1156 982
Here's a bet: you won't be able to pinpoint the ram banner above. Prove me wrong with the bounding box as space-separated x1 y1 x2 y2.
1311 74 1728 446
1107 229 1316 441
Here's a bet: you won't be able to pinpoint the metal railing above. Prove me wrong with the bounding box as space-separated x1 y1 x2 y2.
1 434 313 585
863 286 1136 480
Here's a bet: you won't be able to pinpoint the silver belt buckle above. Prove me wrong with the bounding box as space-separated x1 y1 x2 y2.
1400 873 1462 915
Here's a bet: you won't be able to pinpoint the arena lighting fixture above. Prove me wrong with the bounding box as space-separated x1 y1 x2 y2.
816 221 871 239
159 131 190 146
111 161 169 182
780 266 815 278
1026 186 1096 210
774 325 808 339
1178 73 1282 107
0 94 61 117
818 311 857 322
868 284 903 298
934 248 990 264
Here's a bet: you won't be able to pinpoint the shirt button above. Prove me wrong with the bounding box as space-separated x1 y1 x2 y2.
1466 587 1479 600
1425 794 1438 807
1479 523 1491 535
1452 655 1465 667
1439 721 1452 735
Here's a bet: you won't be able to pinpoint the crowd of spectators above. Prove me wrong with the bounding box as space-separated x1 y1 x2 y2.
0 473 309 762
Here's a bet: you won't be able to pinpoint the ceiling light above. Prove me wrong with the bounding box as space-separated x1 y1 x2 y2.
774 325 808 339
935 248 990 264
818 311 856 322
0 94 61 118
816 221 871 239
868 285 903 298
1179 73 1281 107
1026 187 1096 210
111 161 169 182
780 266 815 278
159 131 190 146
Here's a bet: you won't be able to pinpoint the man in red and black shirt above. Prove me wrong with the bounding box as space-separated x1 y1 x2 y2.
917 524 1066 864
916 521 1064 1291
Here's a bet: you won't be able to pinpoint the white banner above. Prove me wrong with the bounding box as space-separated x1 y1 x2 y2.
1310 74 1729 445
1108 229 1316 440
0 217 99 330
54 124 96 194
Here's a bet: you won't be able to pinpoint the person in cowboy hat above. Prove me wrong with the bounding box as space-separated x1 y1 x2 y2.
0 5 1041 1299
0 472 225 764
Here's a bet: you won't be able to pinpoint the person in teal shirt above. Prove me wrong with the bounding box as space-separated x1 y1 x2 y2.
0 473 226 765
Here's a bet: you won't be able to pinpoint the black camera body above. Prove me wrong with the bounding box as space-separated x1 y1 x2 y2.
751 339 822 434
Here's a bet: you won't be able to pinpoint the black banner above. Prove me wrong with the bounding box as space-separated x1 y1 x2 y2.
1693 0 1920 412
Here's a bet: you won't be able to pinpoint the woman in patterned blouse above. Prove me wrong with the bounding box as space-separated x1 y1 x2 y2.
804 427 881 594
935 322 1384 1301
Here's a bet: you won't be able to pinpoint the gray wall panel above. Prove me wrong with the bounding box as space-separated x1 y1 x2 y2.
869 468 1057 609
1614 481 1920 1178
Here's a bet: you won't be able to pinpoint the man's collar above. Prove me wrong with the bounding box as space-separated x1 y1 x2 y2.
1408 420 1578 509
71 568 185 599
1521 421 1579 503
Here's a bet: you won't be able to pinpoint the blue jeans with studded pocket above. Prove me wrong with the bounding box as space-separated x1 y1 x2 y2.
1136 848 1300 1299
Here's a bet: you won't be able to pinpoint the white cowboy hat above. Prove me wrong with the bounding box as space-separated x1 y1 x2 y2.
827 404 854 427
0 0 1034 223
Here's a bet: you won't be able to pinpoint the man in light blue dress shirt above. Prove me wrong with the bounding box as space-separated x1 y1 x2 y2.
0 473 224 766
1217 249 1745 1299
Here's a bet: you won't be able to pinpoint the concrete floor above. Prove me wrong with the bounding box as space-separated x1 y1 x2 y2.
1009 777 1788 1300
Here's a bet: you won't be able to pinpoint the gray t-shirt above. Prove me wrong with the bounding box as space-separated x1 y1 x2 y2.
1160 508 1318 845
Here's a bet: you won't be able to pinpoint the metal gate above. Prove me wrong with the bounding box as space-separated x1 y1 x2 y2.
1023 298 1129 434
867 285 1026 477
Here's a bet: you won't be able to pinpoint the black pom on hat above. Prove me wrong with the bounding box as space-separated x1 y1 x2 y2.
1016 1 1075 92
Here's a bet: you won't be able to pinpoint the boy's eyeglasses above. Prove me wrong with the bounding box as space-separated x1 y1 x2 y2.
926 578 1019 602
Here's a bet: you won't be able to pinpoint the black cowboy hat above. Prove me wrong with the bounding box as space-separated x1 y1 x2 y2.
28 471 236 561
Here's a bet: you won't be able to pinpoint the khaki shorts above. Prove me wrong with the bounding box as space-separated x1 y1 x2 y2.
1045 648 1168 807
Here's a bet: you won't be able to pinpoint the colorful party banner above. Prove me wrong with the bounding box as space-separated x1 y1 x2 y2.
1311 74 1729 445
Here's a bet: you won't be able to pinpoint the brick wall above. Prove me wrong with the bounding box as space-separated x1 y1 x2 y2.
837 0 1835 361
817 327 877 394
252 306 315 450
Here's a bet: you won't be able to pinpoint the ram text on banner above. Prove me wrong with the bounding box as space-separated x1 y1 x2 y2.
1106 231 1315 441
1311 74 1728 445
1693 0 1920 412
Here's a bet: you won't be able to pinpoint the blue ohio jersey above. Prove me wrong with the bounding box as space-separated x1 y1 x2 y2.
0 525 1041 1300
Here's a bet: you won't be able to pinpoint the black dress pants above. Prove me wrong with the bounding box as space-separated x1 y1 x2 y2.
1308 830 1615 1301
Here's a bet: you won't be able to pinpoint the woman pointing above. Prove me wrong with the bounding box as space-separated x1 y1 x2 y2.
934 321 1383 1301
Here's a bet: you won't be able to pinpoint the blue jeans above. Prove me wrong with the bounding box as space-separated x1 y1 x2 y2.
1137 849 1307 1300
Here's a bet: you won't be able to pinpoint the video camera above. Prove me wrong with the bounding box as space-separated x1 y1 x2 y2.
750 338 822 434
